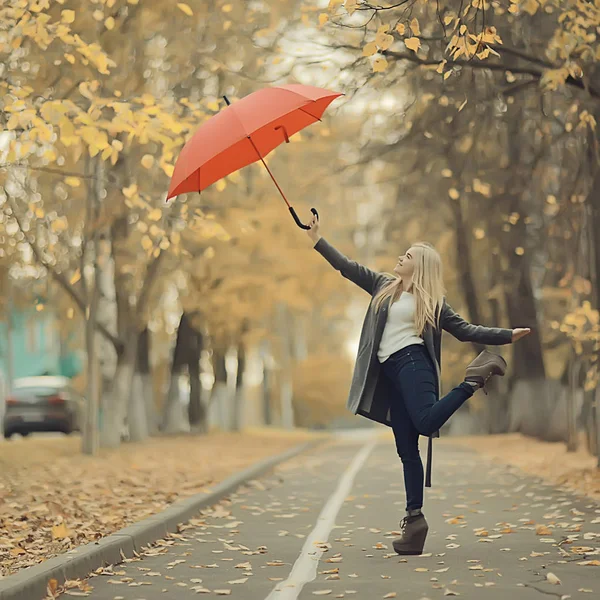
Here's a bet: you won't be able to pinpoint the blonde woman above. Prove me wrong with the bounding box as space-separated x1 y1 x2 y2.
307 214 530 556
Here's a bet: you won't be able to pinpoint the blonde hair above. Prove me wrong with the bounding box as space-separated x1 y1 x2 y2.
373 242 445 335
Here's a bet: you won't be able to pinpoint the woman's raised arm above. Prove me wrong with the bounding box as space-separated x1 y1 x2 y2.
308 213 385 296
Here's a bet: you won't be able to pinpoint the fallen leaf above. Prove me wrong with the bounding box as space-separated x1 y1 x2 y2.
215 590 231 596
444 589 460 596
546 572 561 585
52 523 71 540
536 525 553 536
383 594 397 599
313 591 332 596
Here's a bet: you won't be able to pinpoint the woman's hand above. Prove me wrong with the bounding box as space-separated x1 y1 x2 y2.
307 212 321 245
512 328 531 342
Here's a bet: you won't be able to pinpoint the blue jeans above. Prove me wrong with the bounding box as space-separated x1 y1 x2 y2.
381 344 475 511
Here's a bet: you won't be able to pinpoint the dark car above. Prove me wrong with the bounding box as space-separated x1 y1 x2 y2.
3 376 84 439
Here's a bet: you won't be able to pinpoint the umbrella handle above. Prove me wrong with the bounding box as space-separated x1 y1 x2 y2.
289 207 319 230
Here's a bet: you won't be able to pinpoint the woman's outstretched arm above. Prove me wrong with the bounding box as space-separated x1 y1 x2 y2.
440 302 515 345
308 213 386 296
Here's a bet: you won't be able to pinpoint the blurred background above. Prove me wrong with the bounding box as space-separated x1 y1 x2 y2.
0 0 599 464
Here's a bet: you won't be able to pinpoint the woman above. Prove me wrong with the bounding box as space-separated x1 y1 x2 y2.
307 214 530 556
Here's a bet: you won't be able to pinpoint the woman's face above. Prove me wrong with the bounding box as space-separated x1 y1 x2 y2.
393 247 416 278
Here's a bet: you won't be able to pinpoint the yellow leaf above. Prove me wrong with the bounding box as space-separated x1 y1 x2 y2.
448 188 460 200
141 236 153 251
372 57 388 73
410 18 421 36
69 269 81 285
64 176 80 187
375 30 394 51
362 42 378 57
521 0 539 16
404 37 421 53
7 114 20 130
122 184 138 199
396 23 405 35
318 13 329 27
147 208 162 221
35 207 45 218
51 523 70 540
61 10 75 23
162 163 174 177
328 0 344 11
64 53 75 64
105 16 115 30
216 179 227 192
345 0 358 16
222 3 233 12
51 217 68 233
177 3 193 16
141 154 154 169
536 524 552 535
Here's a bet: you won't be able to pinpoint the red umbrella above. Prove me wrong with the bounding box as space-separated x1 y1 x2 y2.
166 84 343 229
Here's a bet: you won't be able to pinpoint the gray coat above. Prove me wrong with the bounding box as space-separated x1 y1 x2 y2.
315 238 513 486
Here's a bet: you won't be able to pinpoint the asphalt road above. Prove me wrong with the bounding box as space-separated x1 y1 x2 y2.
78 433 600 599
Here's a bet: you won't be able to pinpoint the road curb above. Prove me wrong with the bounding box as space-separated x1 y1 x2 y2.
0 437 325 600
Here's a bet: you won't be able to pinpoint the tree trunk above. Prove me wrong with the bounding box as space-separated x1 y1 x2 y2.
141 327 159 435
162 313 191 434
101 335 138 447
129 327 153 441
188 325 206 433
260 339 272 426
449 197 485 355
82 243 101 456
586 163 600 465
231 338 246 432
275 303 294 429
567 352 581 452
209 348 229 430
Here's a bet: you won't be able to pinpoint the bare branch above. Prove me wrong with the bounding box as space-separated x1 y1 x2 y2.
4 190 123 352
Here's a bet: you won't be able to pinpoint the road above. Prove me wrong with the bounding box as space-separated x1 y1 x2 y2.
78 433 600 599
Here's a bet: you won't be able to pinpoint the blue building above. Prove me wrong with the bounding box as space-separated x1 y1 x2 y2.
0 307 82 385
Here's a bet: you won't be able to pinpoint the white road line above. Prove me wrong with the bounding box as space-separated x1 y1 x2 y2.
264 437 377 600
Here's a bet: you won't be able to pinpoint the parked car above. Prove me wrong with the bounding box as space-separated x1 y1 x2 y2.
3 376 84 439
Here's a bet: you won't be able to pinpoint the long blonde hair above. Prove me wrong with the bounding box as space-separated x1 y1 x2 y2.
373 242 445 335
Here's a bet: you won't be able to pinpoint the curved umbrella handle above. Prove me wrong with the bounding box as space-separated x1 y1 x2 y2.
289 207 319 230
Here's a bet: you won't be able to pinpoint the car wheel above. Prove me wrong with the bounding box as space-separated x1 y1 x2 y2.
4 432 13 440
21 431 31 437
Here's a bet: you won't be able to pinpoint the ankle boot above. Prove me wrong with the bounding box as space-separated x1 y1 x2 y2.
464 350 507 395
393 510 429 556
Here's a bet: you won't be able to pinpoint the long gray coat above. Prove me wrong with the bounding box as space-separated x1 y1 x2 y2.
315 238 513 486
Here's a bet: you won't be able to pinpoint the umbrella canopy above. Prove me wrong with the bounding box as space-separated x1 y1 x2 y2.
167 84 342 201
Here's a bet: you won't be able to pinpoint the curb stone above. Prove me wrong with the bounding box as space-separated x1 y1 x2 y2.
0 438 324 600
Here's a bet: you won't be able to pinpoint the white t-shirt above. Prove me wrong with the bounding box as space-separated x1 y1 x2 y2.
377 292 424 363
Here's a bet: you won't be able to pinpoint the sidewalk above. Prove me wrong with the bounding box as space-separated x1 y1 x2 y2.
445 432 600 502
63 434 600 599
0 429 323 578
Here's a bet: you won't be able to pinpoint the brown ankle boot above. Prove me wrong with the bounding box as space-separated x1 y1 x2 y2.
464 350 507 395
393 511 429 556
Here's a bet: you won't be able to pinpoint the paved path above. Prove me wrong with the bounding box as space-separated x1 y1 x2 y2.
81 433 600 599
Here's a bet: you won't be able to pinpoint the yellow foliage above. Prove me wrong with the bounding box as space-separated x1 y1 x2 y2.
404 37 421 53
177 3 193 16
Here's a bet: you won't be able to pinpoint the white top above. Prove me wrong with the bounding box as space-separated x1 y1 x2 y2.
377 292 424 363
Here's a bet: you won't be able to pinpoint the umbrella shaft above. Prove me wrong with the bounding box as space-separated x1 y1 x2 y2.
247 136 291 208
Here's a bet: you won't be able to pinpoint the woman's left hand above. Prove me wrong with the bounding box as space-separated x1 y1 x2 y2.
512 328 531 342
